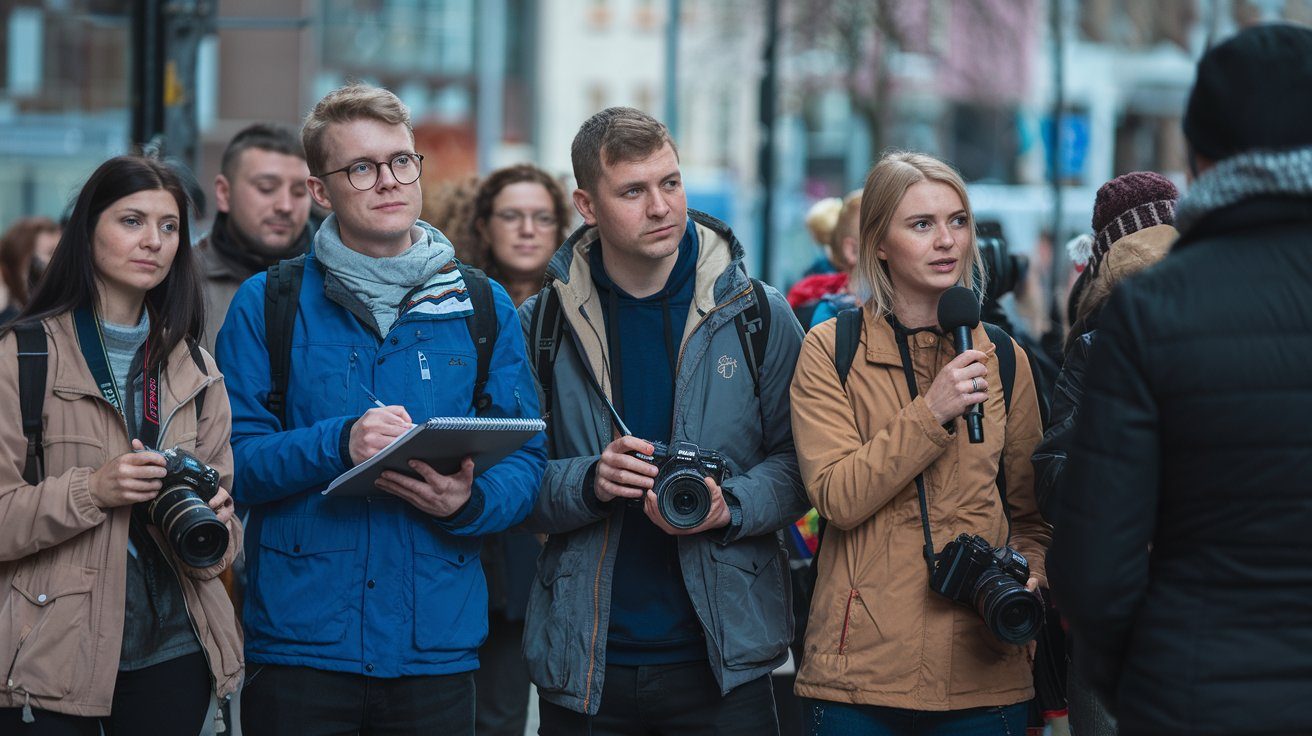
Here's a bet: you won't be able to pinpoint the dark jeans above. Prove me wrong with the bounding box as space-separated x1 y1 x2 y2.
475 614 531 736
240 663 475 736
538 660 778 736
0 651 210 736
806 700 1028 736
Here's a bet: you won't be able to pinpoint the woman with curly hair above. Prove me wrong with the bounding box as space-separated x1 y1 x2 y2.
461 164 569 306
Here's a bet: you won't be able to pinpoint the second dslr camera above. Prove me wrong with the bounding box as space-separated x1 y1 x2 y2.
140 447 229 569
630 440 727 529
929 533 1043 645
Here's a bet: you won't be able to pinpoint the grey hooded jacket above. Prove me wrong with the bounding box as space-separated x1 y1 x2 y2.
517 210 808 716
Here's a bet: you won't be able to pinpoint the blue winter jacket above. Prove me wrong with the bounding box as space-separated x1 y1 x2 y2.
215 251 546 677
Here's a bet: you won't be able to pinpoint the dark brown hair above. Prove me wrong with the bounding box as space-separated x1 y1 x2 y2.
221 122 305 178
457 164 569 282
570 107 678 191
7 156 204 368
0 216 58 308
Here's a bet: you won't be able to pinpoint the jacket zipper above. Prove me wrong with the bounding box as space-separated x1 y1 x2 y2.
155 377 218 446
583 516 611 714
838 589 859 655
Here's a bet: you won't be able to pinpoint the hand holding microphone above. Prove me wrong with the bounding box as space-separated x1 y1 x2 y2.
928 286 987 442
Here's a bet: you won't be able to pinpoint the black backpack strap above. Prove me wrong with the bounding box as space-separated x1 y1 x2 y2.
263 254 306 428
833 307 863 387
983 322 1015 413
528 282 565 420
185 338 209 422
457 264 499 415
983 322 1017 524
15 323 48 485
733 279 771 397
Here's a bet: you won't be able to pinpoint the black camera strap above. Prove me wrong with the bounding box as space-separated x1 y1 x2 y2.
73 305 162 450
890 318 939 580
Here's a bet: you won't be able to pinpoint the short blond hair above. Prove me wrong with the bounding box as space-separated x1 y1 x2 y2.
852 151 984 318
302 83 412 174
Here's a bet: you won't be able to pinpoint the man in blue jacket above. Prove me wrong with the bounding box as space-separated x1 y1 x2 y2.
520 107 808 734
216 83 546 735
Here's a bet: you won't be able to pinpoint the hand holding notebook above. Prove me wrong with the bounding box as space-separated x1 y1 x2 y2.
324 416 546 497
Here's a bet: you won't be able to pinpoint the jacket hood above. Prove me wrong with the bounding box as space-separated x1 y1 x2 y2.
1074 224 1176 326
545 209 749 304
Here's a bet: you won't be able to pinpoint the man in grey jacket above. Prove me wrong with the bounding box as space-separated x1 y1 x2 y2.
519 107 807 735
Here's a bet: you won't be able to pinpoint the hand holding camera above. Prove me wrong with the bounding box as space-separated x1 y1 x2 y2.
89 438 167 509
643 473 730 536
595 435 659 503
924 350 990 426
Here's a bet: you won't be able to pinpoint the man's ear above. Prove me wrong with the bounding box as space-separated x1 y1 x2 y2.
308 177 334 212
572 188 597 226
214 175 232 214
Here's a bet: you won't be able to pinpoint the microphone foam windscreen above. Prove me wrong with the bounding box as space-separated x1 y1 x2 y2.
937 286 981 331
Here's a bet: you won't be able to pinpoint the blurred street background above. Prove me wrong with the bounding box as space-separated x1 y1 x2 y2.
5 0 1308 330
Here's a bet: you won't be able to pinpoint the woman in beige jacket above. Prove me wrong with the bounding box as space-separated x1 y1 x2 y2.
0 156 243 734
790 152 1050 735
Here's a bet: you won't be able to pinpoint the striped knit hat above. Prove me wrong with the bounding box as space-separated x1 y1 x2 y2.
1089 172 1178 276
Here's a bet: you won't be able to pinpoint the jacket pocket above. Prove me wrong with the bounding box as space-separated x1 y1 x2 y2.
411 525 482 652
522 545 577 693
5 564 95 699
710 539 790 669
248 516 356 645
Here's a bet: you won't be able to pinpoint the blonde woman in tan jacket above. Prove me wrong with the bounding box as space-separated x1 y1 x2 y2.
0 156 243 734
790 152 1050 735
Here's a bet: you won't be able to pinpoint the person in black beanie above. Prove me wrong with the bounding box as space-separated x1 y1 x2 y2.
1048 24 1312 736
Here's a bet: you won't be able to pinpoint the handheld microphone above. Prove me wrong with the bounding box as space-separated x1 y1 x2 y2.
937 286 984 443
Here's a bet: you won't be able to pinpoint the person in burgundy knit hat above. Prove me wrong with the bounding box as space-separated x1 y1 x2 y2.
1032 169 1180 736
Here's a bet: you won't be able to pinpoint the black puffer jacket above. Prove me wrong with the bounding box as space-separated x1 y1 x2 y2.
1031 330 1093 525
1049 197 1312 736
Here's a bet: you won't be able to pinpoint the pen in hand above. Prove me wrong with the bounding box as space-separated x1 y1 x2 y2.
359 384 415 428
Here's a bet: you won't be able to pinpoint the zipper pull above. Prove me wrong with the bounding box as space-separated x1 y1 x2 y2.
418 351 431 381
21 692 34 723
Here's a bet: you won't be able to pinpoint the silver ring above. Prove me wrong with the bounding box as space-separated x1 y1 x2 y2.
970 377 981 392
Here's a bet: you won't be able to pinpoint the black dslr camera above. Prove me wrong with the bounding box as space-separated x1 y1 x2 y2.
929 533 1043 644
141 447 228 568
976 220 1028 306
631 440 727 529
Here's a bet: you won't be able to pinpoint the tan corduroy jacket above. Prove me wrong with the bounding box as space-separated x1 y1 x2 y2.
0 312 243 718
790 308 1049 711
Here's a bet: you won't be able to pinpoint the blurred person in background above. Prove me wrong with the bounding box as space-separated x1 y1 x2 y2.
463 164 570 307
804 190 863 329
790 151 1048 735
457 163 568 736
0 216 59 324
424 173 480 249
787 196 846 326
0 155 243 735
1049 24 1312 736
1031 171 1179 736
195 123 313 354
796 196 842 280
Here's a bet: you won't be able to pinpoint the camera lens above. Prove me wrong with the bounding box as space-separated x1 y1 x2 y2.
974 569 1043 645
148 483 229 568
657 471 711 530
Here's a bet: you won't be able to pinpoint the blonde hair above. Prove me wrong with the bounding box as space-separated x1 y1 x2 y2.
804 197 843 249
852 151 984 318
302 83 413 174
829 189 863 269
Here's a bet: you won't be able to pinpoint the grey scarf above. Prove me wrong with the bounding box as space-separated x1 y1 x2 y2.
1176 146 1312 235
313 214 470 335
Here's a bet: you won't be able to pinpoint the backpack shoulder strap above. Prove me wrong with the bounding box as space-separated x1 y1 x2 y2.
733 279 771 396
833 307 863 388
15 323 48 485
983 322 1015 413
457 264 499 415
264 254 307 428
185 337 209 422
528 282 565 420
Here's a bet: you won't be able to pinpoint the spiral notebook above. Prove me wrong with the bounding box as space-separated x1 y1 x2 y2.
323 416 546 497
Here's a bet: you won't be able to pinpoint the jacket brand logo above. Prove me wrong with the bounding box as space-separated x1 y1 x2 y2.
717 355 738 379
449 357 466 366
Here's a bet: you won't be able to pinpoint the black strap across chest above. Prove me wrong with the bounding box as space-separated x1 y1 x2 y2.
73 305 162 450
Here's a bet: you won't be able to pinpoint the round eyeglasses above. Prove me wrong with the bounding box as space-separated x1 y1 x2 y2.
315 153 424 191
